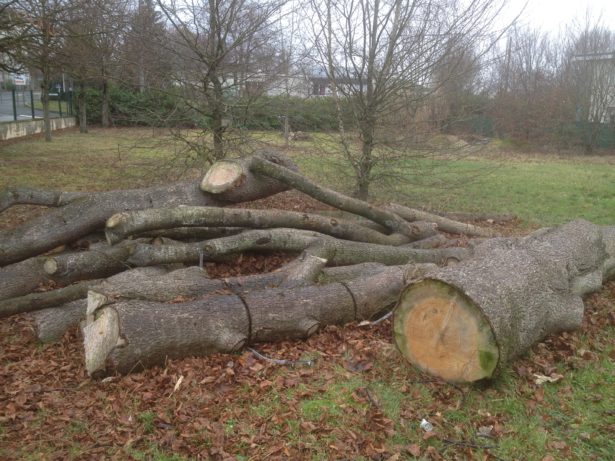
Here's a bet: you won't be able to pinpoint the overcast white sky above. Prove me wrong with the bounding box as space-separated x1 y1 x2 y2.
505 0 615 34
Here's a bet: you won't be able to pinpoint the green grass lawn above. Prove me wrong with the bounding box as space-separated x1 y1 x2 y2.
1 127 614 460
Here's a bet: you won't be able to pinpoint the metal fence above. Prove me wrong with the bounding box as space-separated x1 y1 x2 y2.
0 89 73 123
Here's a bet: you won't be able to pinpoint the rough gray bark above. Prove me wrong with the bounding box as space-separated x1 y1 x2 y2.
33 300 86 343
248 156 420 239
0 187 88 213
127 228 468 268
200 150 298 202
32 267 170 342
0 152 296 266
105 206 411 246
0 244 135 301
386 203 497 237
84 264 425 376
0 279 101 318
393 219 615 383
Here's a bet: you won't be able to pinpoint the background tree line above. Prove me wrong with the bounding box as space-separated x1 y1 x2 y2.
1 0 615 195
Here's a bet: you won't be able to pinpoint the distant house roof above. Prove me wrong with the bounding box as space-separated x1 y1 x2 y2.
572 51 615 62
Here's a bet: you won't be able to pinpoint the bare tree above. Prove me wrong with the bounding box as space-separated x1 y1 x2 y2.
157 0 285 163
121 0 173 93
488 26 568 146
306 0 507 199
9 0 70 141
569 25 615 153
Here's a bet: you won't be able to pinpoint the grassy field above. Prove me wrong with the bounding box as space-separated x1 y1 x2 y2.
0 127 614 460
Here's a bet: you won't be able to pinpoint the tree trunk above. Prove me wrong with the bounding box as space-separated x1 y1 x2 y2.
41 77 51 142
33 299 86 343
101 78 110 128
0 279 101 318
393 220 615 383
200 150 298 203
0 152 296 266
0 187 87 213
248 156 419 239
78 81 87 133
83 264 426 376
387 203 496 237
105 206 412 246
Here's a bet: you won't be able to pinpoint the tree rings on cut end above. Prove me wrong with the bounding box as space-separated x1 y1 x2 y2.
200 162 244 193
393 279 499 382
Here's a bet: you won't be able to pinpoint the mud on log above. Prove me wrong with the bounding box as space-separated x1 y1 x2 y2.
393 220 615 383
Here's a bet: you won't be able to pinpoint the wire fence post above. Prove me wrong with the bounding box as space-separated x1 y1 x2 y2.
11 89 17 121
58 97 63 117
30 90 35 119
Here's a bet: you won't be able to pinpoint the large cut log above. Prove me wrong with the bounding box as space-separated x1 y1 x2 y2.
31 267 170 342
105 206 413 246
393 219 615 383
0 152 296 266
83 264 434 376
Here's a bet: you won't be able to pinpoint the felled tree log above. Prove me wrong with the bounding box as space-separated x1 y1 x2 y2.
247 156 420 239
0 243 136 300
0 279 101 318
393 219 615 383
105 206 414 246
0 152 296 266
83 264 434 376
32 267 169 342
387 203 497 237
0 187 88 212
33 299 86 343
200 150 298 202
122 228 469 267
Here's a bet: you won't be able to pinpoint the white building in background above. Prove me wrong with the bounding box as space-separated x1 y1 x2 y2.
572 51 615 124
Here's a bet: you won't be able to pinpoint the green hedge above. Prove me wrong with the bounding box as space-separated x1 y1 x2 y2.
77 85 351 132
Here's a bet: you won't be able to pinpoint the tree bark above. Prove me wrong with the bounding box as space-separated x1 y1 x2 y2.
248 156 420 239
33 299 86 343
393 219 615 383
0 187 87 213
124 228 467 268
83 264 429 376
105 206 411 246
0 279 101 319
387 203 497 237
32 267 169 343
0 152 296 266
0 244 134 301
200 150 298 202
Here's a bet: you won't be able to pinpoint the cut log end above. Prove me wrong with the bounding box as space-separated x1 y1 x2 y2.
200 162 244 193
393 279 499 383
83 308 122 377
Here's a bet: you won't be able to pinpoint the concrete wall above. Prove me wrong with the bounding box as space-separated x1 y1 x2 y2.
0 117 76 141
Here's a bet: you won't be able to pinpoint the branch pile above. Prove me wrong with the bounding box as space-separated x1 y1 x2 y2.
3 149 609 383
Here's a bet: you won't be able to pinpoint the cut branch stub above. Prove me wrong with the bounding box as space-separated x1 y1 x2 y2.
201 150 298 202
